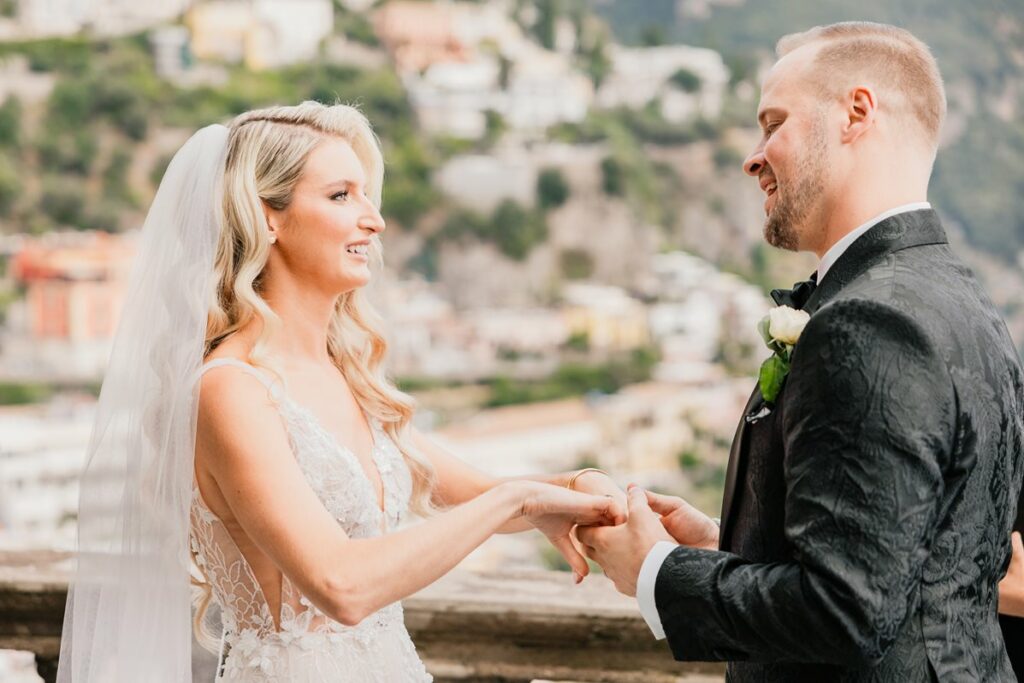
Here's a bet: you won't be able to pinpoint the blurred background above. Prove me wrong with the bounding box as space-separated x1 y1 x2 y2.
0 0 1021 678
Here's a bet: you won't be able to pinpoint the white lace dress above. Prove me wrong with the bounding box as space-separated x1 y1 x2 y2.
189 358 432 682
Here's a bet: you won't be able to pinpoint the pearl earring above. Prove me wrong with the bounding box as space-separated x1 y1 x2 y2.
269 234 277 245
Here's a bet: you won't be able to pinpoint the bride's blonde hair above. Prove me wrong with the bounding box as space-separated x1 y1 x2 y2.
192 101 436 649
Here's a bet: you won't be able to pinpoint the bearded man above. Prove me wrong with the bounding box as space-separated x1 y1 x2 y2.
579 21 1024 681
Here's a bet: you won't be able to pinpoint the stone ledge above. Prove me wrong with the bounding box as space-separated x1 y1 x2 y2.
0 551 724 683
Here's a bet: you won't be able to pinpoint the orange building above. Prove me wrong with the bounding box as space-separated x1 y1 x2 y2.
373 1 473 73
11 232 135 343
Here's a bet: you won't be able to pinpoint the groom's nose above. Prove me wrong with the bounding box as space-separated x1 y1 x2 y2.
744 145 766 176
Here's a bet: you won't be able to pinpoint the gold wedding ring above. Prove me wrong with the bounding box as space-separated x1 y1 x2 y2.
567 467 609 491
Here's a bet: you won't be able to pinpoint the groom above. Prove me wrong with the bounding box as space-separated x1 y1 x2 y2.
578 21 1024 681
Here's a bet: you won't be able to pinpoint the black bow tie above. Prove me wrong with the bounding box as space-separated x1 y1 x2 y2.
770 272 818 310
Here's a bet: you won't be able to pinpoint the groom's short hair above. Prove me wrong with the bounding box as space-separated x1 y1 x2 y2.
777 22 946 150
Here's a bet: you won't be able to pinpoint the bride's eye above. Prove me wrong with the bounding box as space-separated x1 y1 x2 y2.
331 191 349 202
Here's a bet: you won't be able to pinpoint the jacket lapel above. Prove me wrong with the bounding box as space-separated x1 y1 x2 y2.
803 209 947 315
718 385 762 549
718 209 947 549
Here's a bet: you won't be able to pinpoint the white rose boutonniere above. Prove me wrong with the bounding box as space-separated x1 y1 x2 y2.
756 305 810 403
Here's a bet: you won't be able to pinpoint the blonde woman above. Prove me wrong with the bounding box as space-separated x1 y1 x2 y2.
57 102 625 683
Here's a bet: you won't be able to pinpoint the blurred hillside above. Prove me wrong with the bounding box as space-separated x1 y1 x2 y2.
595 0 1024 262
0 0 1022 575
0 0 1020 360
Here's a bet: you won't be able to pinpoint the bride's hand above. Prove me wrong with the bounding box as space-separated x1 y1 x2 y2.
516 481 626 581
568 470 628 521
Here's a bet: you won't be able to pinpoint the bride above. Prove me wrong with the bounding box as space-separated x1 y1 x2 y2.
57 102 626 682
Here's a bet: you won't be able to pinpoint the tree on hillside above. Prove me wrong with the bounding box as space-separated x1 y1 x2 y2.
670 67 702 93
537 167 570 209
0 97 22 149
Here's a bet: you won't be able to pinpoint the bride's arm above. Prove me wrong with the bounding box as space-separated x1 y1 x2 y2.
197 370 622 628
410 427 627 533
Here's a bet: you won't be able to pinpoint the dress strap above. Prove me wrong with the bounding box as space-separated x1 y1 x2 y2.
198 358 284 401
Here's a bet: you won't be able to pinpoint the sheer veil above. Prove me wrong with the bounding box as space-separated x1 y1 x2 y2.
57 124 230 682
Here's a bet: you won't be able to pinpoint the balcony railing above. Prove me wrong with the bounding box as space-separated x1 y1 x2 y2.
0 550 726 682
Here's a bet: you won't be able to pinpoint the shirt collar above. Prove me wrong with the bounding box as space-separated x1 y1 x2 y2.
817 202 932 282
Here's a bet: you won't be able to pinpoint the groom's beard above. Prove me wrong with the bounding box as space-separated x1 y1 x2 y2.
763 121 829 252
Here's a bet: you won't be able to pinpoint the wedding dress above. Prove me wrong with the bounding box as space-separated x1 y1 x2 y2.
190 358 432 682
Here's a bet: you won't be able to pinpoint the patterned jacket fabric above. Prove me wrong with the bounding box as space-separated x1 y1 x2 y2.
655 210 1024 681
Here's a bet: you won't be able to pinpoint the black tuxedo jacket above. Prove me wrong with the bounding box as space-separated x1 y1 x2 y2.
1002 493 1024 678
654 210 1024 681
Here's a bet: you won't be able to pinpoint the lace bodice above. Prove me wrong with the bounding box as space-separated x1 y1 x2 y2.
189 358 431 682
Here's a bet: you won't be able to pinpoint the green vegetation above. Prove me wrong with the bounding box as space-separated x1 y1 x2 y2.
40 176 89 227
563 330 591 352
552 109 690 230
0 382 55 405
333 2 379 46
712 143 745 171
531 0 559 50
931 113 1024 257
579 31 612 88
0 152 19 217
491 201 548 260
600 156 624 196
669 67 701 93
536 167 570 209
640 25 667 47
0 97 21 149
438 200 548 261
677 449 700 469
0 37 93 73
0 33 441 233
485 346 659 407
559 248 594 280
0 283 18 324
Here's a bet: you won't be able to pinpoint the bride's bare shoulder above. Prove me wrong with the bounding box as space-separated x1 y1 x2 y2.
198 346 275 434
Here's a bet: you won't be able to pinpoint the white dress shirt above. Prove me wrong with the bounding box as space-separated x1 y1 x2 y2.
817 202 931 282
635 201 932 641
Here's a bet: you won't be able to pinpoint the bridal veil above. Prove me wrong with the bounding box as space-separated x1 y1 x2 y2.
56 124 229 682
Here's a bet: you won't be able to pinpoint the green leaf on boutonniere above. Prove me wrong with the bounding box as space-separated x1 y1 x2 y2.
758 353 790 404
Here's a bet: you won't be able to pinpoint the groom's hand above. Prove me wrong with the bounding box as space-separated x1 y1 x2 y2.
645 490 720 550
575 485 673 596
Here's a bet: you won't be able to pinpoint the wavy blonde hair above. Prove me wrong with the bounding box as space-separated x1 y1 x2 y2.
192 101 436 650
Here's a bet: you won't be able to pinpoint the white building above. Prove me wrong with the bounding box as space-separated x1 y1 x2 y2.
405 57 501 139
591 382 697 484
462 308 570 357
435 152 535 212
14 0 194 37
150 25 190 80
187 0 333 71
597 44 730 122
0 397 95 550
647 251 770 380
377 278 492 380
500 48 592 131
561 283 650 352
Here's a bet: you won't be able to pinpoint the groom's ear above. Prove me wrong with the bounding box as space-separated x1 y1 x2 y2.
839 85 878 145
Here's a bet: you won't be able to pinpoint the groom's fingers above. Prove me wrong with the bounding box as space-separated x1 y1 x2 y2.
645 489 683 516
626 485 652 516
